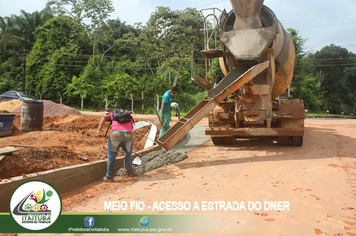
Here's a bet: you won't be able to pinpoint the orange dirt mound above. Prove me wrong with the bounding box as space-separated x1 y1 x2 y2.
0 114 157 179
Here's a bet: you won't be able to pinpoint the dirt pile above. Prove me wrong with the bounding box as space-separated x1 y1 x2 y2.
43 115 101 132
0 146 89 179
0 99 23 111
0 113 157 179
11 100 85 117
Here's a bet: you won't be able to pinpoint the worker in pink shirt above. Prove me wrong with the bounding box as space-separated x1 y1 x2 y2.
97 110 134 182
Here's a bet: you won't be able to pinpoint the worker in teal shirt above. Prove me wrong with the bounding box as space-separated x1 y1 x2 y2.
160 86 178 137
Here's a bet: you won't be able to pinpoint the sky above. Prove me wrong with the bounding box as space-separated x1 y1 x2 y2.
0 0 356 54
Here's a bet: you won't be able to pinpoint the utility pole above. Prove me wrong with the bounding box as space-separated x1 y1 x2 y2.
141 92 144 114
130 94 134 112
22 32 28 92
191 43 194 78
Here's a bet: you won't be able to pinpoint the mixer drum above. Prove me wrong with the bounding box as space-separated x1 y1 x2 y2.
219 3 295 99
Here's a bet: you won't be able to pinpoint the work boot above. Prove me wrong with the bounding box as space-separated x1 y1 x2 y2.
103 176 114 182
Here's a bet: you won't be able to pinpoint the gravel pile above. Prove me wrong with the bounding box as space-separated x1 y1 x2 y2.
11 100 85 117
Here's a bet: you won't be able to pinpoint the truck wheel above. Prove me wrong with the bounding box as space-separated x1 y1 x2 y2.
278 136 291 146
223 137 236 145
222 137 235 145
211 137 224 145
291 136 303 146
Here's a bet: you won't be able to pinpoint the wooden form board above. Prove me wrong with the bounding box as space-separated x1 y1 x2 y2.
0 147 18 155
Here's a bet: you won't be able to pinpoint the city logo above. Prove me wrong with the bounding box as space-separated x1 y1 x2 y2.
10 180 62 230
138 216 150 227
84 216 95 227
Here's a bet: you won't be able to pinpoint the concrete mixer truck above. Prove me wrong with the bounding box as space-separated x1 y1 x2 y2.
202 0 305 146
157 0 304 150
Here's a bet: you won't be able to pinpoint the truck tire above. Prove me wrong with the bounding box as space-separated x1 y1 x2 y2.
211 137 224 145
278 136 291 146
223 137 236 145
291 136 303 146
211 136 236 145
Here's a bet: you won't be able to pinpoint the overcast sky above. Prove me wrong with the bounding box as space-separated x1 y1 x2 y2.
1 0 355 53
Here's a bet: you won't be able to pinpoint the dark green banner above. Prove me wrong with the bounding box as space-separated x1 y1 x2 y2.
0 213 215 233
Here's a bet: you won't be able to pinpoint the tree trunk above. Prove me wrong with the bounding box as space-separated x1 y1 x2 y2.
144 51 156 81
173 43 187 86
92 36 96 63
101 40 117 62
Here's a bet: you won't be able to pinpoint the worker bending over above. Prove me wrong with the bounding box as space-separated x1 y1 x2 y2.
170 102 180 120
97 111 134 182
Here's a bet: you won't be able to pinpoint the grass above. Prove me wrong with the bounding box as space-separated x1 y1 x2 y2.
305 112 355 119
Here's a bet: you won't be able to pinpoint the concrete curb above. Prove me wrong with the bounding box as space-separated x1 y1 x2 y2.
0 145 160 212
0 122 209 213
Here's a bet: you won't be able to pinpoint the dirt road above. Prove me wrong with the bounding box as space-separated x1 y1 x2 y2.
58 118 356 235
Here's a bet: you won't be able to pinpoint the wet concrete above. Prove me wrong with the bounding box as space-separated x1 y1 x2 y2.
171 122 210 153
116 124 210 176
116 149 188 176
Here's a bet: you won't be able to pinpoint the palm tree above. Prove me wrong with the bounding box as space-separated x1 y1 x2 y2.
0 9 53 92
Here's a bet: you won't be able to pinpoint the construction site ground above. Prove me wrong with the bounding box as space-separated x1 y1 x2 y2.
0 112 158 180
56 117 356 236
0 100 355 235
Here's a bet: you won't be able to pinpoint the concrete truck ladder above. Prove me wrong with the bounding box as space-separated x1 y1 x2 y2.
157 61 270 151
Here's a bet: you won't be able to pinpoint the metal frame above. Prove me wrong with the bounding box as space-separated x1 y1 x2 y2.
157 62 269 151
200 8 222 82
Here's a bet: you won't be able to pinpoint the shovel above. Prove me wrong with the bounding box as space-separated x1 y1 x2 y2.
153 104 166 132
132 156 142 165
105 121 112 137
132 149 143 165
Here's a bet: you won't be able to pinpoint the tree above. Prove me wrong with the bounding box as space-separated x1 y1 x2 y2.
287 28 307 60
138 7 203 85
171 8 203 85
47 0 115 61
0 10 53 93
65 57 105 108
26 16 89 103
0 4 216 113
312 44 355 114
0 10 52 51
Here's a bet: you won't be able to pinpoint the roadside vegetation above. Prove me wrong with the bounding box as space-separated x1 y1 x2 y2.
0 0 355 116
305 112 355 119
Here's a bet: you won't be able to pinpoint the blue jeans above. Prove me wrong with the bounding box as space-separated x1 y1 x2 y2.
106 130 133 179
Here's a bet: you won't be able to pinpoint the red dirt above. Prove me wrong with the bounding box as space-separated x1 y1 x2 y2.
0 110 158 180
60 119 356 235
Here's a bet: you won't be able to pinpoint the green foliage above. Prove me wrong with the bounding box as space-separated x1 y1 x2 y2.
0 6 354 116
290 73 324 112
311 44 355 114
25 16 88 103
137 6 204 85
174 91 206 112
287 28 307 59
0 49 23 91
66 57 105 107
287 29 356 114
0 9 53 93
